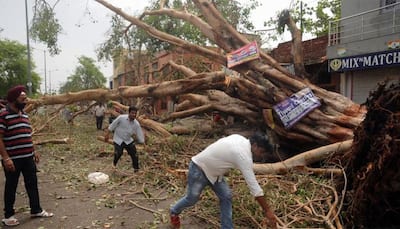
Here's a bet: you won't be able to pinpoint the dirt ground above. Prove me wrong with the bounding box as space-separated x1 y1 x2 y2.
0 160 209 229
0 114 214 229
0 111 347 229
0 166 204 229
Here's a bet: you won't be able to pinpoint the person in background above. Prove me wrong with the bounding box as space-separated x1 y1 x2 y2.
169 133 278 229
104 105 145 172
94 102 106 130
0 85 53 226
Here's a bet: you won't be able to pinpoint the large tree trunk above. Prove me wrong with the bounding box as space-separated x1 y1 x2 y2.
27 0 369 152
254 140 352 174
277 10 310 79
29 0 361 150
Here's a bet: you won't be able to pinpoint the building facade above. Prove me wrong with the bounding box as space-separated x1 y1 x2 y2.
112 47 223 116
270 35 340 93
327 0 400 104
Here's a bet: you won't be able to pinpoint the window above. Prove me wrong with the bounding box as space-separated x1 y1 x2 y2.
381 0 400 12
152 63 158 71
385 0 397 5
162 66 170 78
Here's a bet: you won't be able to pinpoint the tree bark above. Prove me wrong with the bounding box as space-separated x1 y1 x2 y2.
253 140 352 174
61 0 367 148
278 10 310 78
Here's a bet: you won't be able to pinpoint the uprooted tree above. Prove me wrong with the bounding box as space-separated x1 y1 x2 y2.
25 0 400 228
30 0 365 151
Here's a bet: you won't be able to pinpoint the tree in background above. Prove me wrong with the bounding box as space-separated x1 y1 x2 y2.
95 0 260 93
264 0 340 42
59 56 106 93
0 39 41 97
30 0 62 55
97 0 260 61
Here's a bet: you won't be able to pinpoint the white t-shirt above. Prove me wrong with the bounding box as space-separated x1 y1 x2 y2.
94 105 105 117
192 134 264 197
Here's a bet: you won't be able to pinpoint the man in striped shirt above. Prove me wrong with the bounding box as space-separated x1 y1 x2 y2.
0 85 53 226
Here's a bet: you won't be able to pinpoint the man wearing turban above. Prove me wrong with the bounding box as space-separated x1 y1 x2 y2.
0 85 54 226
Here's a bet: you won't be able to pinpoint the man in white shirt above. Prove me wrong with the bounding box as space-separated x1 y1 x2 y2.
170 133 277 229
94 103 106 130
104 106 144 172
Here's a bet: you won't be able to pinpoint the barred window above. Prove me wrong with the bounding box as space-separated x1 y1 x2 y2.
381 0 400 13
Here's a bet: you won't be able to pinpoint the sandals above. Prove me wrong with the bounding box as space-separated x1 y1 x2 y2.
31 210 54 218
1 210 53 226
2 216 20 226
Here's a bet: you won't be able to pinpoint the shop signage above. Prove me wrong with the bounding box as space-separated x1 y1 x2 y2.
329 49 400 72
227 41 260 68
273 88 321 129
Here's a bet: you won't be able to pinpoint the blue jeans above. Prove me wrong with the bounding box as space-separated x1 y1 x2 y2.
170 161 233 229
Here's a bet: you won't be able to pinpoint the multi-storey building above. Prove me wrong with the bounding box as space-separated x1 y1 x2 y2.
327 0 400 104
111 49 151 89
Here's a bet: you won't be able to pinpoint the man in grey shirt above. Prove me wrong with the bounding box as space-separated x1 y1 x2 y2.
104 105 144 172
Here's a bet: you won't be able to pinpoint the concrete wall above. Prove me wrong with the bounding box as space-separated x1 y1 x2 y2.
328 0 400 104
327 0 400 58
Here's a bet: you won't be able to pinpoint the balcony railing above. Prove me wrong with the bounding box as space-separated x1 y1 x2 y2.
329 2 400 46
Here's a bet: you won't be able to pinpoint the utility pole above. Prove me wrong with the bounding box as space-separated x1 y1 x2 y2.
49 70 52 94
48 69 58 94
44 50 47 94
300 1 303 34
25 0 32 95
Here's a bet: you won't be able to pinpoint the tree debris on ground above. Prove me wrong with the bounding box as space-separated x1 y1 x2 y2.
29 111 345 228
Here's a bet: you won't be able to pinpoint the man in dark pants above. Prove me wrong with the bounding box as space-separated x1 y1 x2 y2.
0 85 53 226
94 102 106 130
104 105 145 172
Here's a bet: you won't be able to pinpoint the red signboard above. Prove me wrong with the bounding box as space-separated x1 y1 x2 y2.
227 41 260 68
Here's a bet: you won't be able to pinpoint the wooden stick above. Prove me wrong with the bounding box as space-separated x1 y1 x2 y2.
34 138 71 145
128 200 162 215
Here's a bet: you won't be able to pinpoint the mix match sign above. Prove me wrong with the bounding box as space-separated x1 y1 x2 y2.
273 88 321 129
329 48 400 72
227 41 260 68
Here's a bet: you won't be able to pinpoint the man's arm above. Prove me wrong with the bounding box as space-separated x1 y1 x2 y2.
134 121 145 144
255 196 277 228
104 129 111 142
238 158 278 228
104 123 113 142
0 134 15 172
0 134 9 160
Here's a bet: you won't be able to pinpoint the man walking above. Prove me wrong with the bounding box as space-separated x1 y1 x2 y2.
0 85 53 226
94 102 106 130
104 105 144 172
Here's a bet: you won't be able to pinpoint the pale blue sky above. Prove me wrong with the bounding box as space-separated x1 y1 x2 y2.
0 0 296 92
